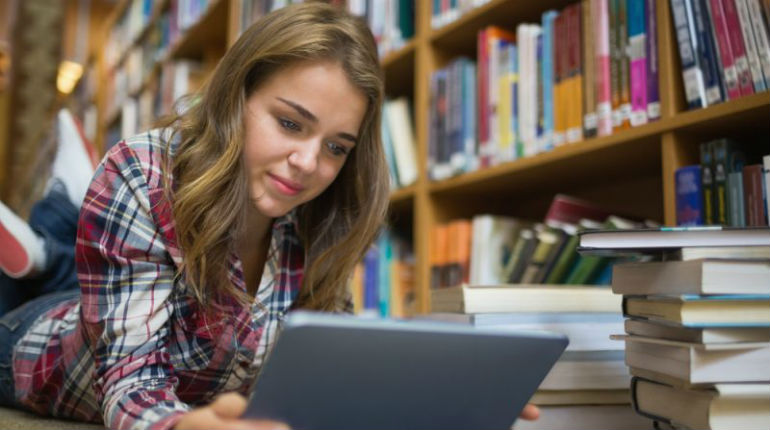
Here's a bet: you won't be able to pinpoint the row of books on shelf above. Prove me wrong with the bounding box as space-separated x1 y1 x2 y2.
107 59 206 146
675 140 769 227
427 226 770 429
671 0 770 109
350 229 415 318
598 227 770 429
103 0 215 118
429 0 665 179
431 0 490 30
238 1 414 58
429 195 657 291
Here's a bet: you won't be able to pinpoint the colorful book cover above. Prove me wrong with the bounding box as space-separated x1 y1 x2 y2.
594 0 614 135
618 0 632 129
645 0 661 120
670 0 708 108
707 0 741 100
554 13 568 145
747 0 770 87
628 0 648 126
743 164 767 226
675 165 705 226
711 138 736 225
722 0 755 95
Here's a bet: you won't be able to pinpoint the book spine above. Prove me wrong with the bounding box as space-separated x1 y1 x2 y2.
463 60 478 171
618 0 632 129
735 0 768 91
700 141 716 224
645 0 660 120
594 0 614 135
675 165 705 225
764 155 770 226
542 11 558 151
708 0 742 99
671 0 708 108
582 0 598 137
567 4 585 143
727 170 746 226
711 139 732 225
610 0 622 127
628 0 648 126
536 32 546 150
743 164 766 226
747 0 770 86
554 14 567 146
691 0 725 105
722 0 755 95
477 28 489 168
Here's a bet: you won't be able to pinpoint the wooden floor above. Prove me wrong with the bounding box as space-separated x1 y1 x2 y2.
0 407 104 430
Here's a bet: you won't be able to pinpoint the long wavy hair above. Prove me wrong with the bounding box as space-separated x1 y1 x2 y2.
162 2 389 311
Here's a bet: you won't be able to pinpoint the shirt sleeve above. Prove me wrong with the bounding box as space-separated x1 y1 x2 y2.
76 140 189 430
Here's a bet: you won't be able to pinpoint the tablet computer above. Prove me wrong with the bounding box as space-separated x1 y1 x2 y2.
243 311 568 430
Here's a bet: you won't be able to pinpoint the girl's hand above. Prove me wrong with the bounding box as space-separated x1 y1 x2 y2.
520 403 540 421
174 392 289 430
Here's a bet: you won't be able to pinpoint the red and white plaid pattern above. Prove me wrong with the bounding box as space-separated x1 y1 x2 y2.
12 130 315 430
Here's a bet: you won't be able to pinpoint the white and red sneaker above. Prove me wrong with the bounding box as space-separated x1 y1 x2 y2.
0 201 46 278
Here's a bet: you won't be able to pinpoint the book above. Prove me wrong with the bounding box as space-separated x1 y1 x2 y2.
512 404 653 430
469 215 526 285
707 0 741 100
624 317 770 343
644 0 660 121
540 350 631 390
530 389 630 406
621 335 770 383
743 164 767 226
582 0 598 137
611 259 770 295
631 377 770 430
675 165 705 226
424 311 624 352
623 295 770 326
691 0 726 105
701 141 717 224
667 245 770 260
765 155 770 225
671 0 708 108
722 0 756 96
594 0 614 135
747 0 770 90
627 0 648 126
578 226 770 252
429 284 622 314
736 0 769 91
543 194 614 229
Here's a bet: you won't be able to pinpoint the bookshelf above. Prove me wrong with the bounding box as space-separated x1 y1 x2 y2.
89 0 770 315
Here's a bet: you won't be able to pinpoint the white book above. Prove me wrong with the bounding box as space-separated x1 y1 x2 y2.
384 98 417 186
625 318 770 343
469 214 524 285
540 350 630 390
736 0 768 90
748 0 770 86
611 259 770 295
513 404 651 430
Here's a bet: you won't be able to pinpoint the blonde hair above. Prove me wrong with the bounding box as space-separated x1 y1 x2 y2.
164 2 389 310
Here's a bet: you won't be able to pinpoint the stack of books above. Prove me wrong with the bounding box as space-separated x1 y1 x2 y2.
579 226 770 429
428 285 652 430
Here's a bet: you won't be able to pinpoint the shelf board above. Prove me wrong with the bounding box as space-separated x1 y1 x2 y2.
428 91 770 197
166 0 228 61
382 39 416 70
429 0 570 53
390 184 416 205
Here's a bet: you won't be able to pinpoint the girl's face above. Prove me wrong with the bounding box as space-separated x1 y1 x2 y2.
242 60 367 219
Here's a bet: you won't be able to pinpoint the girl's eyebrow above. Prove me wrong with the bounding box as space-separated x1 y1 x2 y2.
277 97 358 145
277 97 317 123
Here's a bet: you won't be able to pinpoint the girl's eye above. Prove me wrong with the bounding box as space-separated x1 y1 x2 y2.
279 118 301 132
327 142 349 157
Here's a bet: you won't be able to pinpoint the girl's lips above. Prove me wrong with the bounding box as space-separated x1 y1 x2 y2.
268 173 303 195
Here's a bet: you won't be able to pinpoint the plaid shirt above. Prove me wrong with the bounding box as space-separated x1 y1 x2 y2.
11 130 326 429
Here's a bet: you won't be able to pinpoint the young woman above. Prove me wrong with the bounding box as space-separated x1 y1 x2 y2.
0 3 539 429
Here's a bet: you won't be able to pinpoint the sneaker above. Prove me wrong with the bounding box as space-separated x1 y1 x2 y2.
46 108 99 208
0 201 46 278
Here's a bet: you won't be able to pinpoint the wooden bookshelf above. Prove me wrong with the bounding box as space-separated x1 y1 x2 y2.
90 0 770 315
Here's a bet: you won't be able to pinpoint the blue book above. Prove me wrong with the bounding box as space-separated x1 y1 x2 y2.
461 58 478 172
377 232 392 317
670 0 706 108
363 246 379 311
541 10 558 152
689 0 724 105
675 165 705 226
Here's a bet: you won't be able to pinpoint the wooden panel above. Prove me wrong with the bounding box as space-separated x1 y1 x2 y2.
383 40 416 98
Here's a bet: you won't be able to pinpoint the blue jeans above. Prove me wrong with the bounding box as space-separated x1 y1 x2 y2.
0 185 82 406
0 184 79 316
0 290 80 407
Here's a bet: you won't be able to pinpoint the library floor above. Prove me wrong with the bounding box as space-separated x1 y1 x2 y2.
0 407 104 429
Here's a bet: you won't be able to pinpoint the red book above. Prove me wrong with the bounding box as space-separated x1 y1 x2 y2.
721 0 755 96
708 0 742 99
544 194 615 228
743 164 766 226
